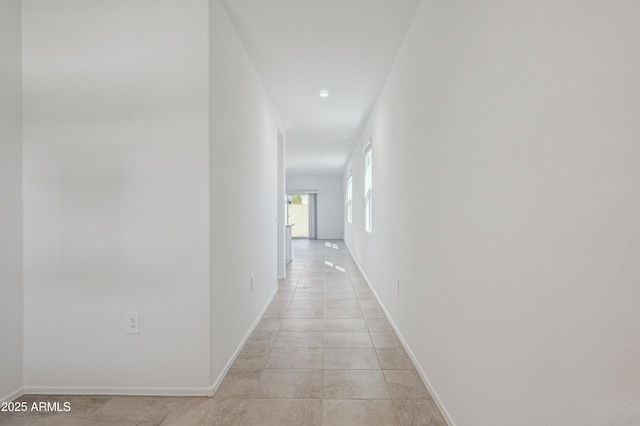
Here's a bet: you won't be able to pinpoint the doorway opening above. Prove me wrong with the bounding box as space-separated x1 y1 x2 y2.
277 129 286 278
287 193 317 239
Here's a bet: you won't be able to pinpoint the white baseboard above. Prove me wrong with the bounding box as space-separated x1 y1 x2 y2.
1 388 24 403
346 244 456 426
210 286 278 395
22 386 215 397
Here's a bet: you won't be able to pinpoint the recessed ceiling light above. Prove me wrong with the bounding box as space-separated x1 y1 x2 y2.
319 90 329 97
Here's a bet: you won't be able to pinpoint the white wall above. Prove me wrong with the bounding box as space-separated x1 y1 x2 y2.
22 0 211 392
287 175 344 239
345 1 640 425
0 0 24 403
209 0 282 386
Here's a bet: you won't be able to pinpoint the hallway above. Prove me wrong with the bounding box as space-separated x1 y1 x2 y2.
3 1 640 425
213 239 446 425
0 240 446 425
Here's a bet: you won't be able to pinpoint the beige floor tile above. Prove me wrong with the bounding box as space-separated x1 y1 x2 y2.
295 286 325 294
325 272 351 282
298 279 325 285
355 290 375 300
393 399 447 426
324 308 363 319
291 293 324 301
288 300 324 310
290 283 320 291
324 332 373 348
358 299 381 310
322 370 390 399
286 308 324 318
280 318 324 331
169 398 250 426
87 396 170 424
362 306 386 318
215 369 263 399
325 283 353 291
325 299 360 309
376 347 415 369
351 285 370 292
383 370 430 399
268 299 290 308
29 416 90 425
323 348 380 369
266 348 323 369
298 276 324 283
151 397 209 425
298 274 324 279
240 399 321 426
262 307 288 319
281 272 300 278
231 347 271 369
273 331 324 348
0 412 31 426
301 266 325 271
284 273 302 279
322 399 400 426
245 330 277 347
325 273 351 280
254 318 283 331
323 318 367 332
301 266 324 271
295 286 324 293
325 288 354 294
366 318 393 332
325 271 349 279
325 292 357 300
370 331 402 348
253 369 322 399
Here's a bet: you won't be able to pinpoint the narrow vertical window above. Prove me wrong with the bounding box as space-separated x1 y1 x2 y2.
364 148 372 232
346 175 353 224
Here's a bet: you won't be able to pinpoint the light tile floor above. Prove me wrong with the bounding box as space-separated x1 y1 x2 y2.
0 239 446 425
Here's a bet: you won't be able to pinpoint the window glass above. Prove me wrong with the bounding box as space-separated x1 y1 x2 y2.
346 175 353 224
364 149 372 232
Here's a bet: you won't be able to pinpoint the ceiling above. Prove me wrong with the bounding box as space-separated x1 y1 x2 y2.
222 0 421 176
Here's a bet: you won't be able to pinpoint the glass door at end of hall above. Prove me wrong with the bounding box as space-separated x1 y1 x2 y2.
287 194 309 238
